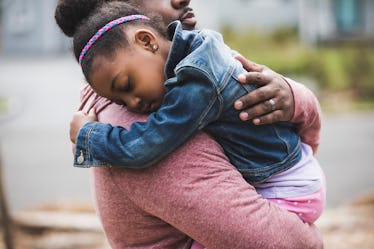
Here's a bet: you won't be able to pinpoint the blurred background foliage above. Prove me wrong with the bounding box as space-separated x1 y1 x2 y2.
222 25 374 111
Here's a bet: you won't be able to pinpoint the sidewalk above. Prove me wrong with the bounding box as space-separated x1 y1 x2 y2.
0 55 91 211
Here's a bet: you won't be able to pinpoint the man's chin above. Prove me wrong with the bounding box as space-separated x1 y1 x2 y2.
182 23 196 30
181 19 197 30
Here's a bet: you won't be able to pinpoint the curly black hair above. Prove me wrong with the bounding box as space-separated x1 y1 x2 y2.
55 0 114 37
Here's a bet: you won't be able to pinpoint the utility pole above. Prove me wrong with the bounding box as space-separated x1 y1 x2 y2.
0 145 14 249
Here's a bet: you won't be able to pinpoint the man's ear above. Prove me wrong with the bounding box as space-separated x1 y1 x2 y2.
134 29 158 53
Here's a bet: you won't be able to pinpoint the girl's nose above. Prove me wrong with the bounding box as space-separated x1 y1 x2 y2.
126 96 142 112
171 0 191 9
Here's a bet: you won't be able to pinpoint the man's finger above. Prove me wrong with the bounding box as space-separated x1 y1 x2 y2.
238 96 279 121
252 110 283 125
235 54 263 72
234 85 274 110
239 72 272 86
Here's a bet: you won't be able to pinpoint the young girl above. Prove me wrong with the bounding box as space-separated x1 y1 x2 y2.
70 1 325 226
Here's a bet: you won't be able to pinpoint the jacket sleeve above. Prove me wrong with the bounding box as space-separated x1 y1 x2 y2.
74 69 220 168
285 77 322 154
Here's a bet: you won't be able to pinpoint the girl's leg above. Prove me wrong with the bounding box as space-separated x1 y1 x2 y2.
268 187 325 223
268 170 326 224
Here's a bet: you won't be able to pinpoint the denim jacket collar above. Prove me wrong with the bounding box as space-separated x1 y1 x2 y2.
164 21 196 79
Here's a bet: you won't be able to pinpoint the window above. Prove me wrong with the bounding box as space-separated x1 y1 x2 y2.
334 0 362 34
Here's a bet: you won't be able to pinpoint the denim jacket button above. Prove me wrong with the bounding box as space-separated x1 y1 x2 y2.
77 150 84 164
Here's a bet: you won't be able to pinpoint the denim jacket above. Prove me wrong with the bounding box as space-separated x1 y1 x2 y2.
74 21 301 184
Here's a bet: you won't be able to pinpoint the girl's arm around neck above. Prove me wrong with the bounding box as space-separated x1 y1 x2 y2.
73 71 221 168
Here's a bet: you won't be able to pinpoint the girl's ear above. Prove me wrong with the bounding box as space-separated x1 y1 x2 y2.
134 29 158 53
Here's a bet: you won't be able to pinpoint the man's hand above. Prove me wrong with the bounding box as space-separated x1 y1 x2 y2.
234 54 294 125
70 108 97 144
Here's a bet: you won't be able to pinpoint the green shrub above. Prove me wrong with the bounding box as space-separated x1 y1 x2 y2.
222 27 374 100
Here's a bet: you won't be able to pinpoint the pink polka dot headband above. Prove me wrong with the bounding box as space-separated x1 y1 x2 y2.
78 14 150 65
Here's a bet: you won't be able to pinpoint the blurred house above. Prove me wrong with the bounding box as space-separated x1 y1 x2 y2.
299 0 374 44
1 0 373 55
1 0 301 55
193 0 299 32
0 0 69 55
196 0 374 45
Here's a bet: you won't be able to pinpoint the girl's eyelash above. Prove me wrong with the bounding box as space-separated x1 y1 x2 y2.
125 77 132 91
125 82 131 91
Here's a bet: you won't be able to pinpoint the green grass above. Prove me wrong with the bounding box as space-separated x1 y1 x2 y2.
221 26 374 107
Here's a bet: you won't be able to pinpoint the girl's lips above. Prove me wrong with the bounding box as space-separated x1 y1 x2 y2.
140 102 159 114
149 102 160 113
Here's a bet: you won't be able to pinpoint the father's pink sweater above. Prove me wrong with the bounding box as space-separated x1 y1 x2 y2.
79 79 322 249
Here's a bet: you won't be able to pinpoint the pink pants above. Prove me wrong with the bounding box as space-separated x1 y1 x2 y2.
269 166 327 224
268 186 326 224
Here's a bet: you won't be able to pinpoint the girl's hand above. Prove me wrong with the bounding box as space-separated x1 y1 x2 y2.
70 108 97 144
234 54 294 125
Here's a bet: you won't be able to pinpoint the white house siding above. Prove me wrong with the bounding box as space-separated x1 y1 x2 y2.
193 0 299 33
364 0 374 34
1 0 69 55
299 0 336 44
299 0 374 44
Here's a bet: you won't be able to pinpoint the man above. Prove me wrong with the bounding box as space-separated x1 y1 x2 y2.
55 0 323 248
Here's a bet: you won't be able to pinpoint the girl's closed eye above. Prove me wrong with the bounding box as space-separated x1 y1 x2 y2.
116 80 128 92
112 75 131 92
124 77 133 92
118 77 134 93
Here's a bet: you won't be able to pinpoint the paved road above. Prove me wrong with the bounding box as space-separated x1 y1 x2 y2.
0 55 373 210
316 111 374 206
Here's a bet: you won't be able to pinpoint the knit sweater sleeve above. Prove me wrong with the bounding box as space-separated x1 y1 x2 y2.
286 77 322 154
